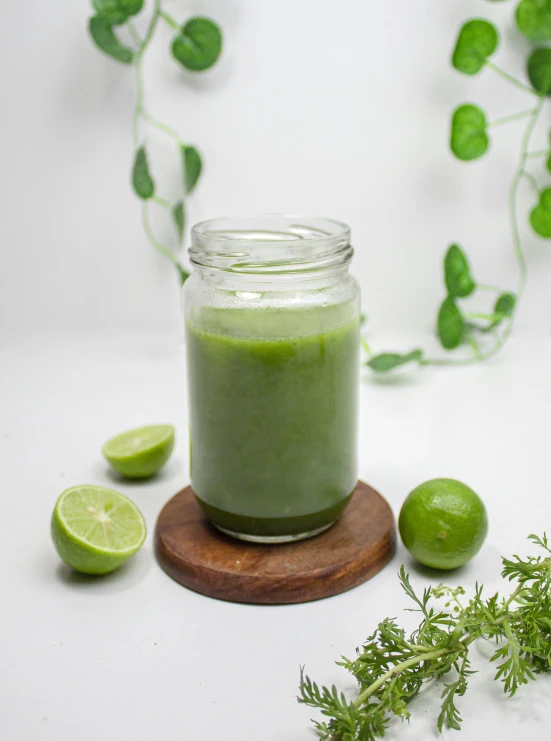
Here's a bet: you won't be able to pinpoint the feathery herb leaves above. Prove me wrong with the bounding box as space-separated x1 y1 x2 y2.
299 535 551 739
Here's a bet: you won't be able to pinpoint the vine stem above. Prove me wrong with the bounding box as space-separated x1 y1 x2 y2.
141 202 180 267
160 9 181 31
509 98 544 301
130 0 186 278
422 97 545 369
488 108 537 128
521 170 540 196
484 60 538 95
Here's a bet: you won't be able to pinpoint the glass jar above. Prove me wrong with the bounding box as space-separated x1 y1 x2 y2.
183 215 361 543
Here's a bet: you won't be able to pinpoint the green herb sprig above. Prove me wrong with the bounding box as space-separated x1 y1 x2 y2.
88 0 223 283
365 1 551 374
299 533 551 739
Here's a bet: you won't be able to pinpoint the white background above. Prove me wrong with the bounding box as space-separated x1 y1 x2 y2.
1 0 551 336
1 1 551 740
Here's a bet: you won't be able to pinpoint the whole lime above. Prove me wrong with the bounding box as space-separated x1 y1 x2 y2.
398 478 488 570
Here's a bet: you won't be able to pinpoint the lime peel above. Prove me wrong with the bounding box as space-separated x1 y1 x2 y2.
51 485 147 574
102 424 175 479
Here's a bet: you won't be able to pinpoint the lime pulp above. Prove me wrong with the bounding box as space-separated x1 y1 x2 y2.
51 485 147 574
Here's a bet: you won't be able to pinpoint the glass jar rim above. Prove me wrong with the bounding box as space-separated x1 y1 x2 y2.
190 214 352 274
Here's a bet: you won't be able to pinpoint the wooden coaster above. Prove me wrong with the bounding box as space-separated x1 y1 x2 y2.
155 481 396 604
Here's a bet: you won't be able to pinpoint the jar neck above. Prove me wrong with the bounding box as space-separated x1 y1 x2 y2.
189 215 353 285
191 261 353 292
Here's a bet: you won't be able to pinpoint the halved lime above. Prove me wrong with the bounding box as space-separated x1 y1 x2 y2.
102 424 175 479
51 485 147 574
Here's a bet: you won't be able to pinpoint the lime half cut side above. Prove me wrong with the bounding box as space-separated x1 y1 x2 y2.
51 485 147 574
102 424 175 479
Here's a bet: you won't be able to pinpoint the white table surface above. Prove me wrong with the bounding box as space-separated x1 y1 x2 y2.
2 330 550 741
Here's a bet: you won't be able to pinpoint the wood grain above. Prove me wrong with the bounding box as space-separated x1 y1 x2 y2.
155 481 396 604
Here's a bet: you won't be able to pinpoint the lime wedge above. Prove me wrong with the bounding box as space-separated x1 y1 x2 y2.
102 424 175 479
51 485 147 574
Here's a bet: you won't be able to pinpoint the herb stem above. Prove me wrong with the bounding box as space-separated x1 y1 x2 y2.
484 61 537 95
526 149 549 159
353 649 449 709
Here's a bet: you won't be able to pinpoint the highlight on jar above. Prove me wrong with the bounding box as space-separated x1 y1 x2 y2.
182 215 361 543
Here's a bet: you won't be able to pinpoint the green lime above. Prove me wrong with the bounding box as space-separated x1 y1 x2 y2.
51 485 147 575
398 478 488 570
102 424 175 479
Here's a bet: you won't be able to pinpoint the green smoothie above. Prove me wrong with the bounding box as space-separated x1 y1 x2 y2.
185 306 359 539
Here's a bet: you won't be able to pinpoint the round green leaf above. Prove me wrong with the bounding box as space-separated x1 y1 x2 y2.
177 264 190 284
172 17 223 71
89 16 134 64
547 153 551 173
92 0 144 26
437 297 465 350
367 350 424 373
530 188 551 237
450 104 489 161
181 145 203 193
516 0 551 41
173 201 185 242
485 292 516 330
444 244 476 298
528 47 551 95
494 292 516 318
132 146 155 200
452 19 499 75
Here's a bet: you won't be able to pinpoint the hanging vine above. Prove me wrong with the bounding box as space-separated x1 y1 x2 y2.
365 0 551 373
88 0 223 283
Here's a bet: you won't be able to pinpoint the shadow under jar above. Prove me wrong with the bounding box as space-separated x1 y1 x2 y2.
183 215 361 543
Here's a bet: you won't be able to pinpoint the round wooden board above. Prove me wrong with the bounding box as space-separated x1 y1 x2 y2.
155 481 396 604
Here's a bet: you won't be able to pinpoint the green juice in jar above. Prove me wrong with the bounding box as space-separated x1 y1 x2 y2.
186 305 360 540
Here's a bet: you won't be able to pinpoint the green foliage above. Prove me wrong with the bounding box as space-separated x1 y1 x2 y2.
444 244 476 298
181 145 203 193
172 17 223 71
530 188 551 237
91 0 143 25
173 201 185 242
299 535 551 739
527 47 551 94
452 19 499 75
177 264 190 284
516 0 551 41
367 350 424 373
437 297 465 349
88 3 223 282
88 16 134 63
132 146 155 199
494 292 516 318
451 104 489 161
